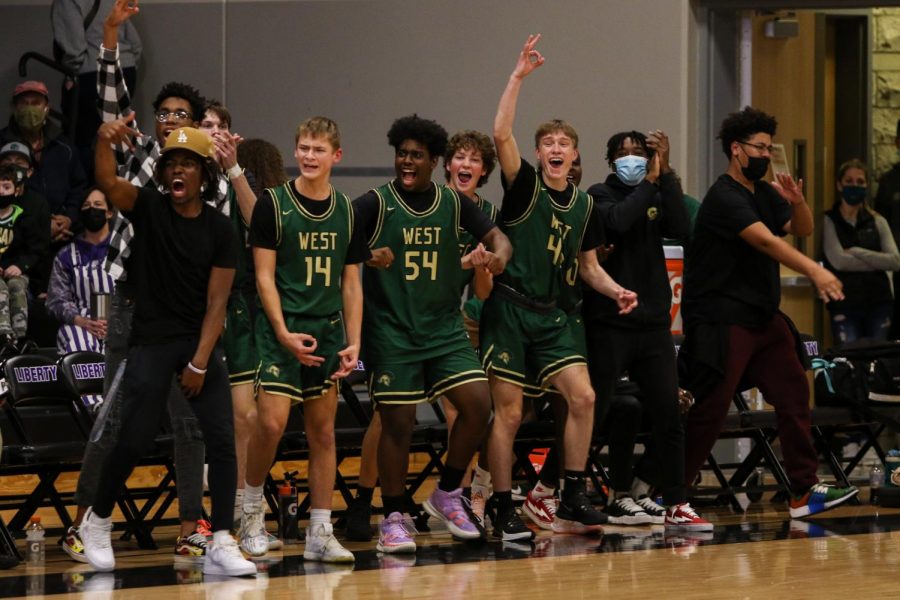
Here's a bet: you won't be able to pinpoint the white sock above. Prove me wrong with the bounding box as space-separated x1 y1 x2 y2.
234 488 244 522
532 482 555 498
310 509 331 529
90 511 111 526
631 477 651 499
243 483 264 509
212 530 232 546
472 465 492 488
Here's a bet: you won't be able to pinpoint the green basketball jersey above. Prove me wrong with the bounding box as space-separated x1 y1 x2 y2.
500 171 593 302
266 182 354 317
363 181 469 361
457 195 499 292
227 184 251 291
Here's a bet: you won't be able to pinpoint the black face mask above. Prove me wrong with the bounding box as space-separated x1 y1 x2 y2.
81 207 108 232
0 194 14 210
741 156 770 181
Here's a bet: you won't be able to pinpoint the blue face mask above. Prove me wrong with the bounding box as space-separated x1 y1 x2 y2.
614 155 648 186
841 185 867 206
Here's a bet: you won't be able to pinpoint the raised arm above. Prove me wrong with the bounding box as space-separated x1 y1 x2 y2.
772 173 814 238
95 114 139 211
494 34 545 185
98 0 140 122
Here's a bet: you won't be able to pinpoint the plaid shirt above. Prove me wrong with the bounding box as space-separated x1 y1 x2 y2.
98 45 229 281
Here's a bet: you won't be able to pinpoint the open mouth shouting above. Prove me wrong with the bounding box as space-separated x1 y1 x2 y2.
170 177 187 198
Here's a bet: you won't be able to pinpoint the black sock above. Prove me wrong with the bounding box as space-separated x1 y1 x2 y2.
356 485 374 504
382 495 406 517
438 466 466 492
462 487 472 500
562 470 585 502
494 490 513 512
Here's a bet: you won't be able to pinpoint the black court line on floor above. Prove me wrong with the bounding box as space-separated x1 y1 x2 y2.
1 512 896 597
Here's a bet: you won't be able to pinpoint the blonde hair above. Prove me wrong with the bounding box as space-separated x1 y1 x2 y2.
534 119 579 149
295 116 341 150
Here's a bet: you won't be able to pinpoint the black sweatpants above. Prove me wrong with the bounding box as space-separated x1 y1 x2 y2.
586 325 685 505
91 338 236 532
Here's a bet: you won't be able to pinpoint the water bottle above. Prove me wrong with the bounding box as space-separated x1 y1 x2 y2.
870 464 883 505
278 484 299 543
25 517 44 565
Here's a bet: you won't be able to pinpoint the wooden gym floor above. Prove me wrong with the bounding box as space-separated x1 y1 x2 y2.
0 470 895 599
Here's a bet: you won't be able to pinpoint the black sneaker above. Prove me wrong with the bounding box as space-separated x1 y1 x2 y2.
344 498 373 542
553 490 607 534
603 496 655 526
492 504 535 541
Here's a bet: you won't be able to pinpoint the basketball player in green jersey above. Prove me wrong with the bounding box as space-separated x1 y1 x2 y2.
242 117 369 563
354 114 512 553
482 34 638 540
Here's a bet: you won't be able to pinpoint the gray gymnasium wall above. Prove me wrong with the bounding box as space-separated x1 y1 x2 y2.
0 0 698 198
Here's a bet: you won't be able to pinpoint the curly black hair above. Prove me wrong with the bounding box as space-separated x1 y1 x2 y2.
717 106 777 159
605 131 652 165
387 114 448 159
153 82 206 123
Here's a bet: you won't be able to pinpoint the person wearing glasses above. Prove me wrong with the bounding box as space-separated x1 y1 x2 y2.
679 107 858 519
60 0 223 566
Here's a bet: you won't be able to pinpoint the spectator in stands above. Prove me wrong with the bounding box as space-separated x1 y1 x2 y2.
680 106 858 519
0 143 52 299
0 81 86 245
52 0 142 180
875 118 900 339
0 165 46 350
824 159 900 345
46 187 115 358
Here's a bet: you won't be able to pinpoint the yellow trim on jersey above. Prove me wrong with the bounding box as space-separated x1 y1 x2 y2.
264 188 283 247
546 180 580 212
388 181 442 218
536 356 587 387
287 182 337 221
505 173 540 227
368 189 386 248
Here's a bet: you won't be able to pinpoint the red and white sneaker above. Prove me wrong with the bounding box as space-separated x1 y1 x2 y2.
522 490 558 531
664 503 713 532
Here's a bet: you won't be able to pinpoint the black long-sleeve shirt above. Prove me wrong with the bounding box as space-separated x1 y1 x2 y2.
584 171 689 329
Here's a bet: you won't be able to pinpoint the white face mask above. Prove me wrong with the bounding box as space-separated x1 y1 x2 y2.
613 155 648 186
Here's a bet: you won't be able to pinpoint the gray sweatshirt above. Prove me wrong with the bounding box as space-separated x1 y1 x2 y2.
51 0 142 75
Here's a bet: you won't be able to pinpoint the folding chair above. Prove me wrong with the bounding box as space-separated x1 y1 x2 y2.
0 352 89 531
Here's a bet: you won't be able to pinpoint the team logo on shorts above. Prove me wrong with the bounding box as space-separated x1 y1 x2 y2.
378 372 393 387
266 365 281 377
498 351 511 365
647 207 658 221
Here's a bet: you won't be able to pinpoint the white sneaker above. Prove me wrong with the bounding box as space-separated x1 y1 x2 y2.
203 536 257 577
304 523 355 563
80 508 115 572
238 504 269 557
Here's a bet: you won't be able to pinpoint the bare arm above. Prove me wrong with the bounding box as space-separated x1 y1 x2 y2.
739 221 843 302
578 249 638 314
771 173 814 237
479 227 513 275
180 265 234 398
333 263 363 379
494 34 545 185
215 131 256 224
95 115 139 211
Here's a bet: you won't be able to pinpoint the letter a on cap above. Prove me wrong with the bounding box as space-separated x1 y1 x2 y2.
178 130 188 143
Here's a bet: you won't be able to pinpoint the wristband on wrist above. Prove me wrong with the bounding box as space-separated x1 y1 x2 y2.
226 164 243 180
187 361 207 375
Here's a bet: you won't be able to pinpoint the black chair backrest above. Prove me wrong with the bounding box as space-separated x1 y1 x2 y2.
2 354 67 403
57 351 105 398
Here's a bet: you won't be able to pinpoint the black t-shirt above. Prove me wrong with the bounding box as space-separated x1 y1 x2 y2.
249 180 371 265
354 180 496 242
683 174 791 328
127 187 238 344
502 157 603 252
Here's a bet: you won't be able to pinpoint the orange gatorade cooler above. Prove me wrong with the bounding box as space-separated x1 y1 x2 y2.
665 246 684 335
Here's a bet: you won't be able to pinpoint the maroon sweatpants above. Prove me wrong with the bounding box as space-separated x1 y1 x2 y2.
683 315 819 495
